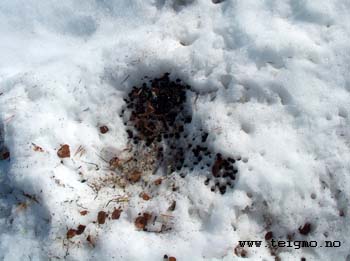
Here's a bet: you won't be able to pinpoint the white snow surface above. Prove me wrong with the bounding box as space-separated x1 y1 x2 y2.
1 0 350 260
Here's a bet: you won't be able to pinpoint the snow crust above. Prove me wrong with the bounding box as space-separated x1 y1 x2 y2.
1 0 350 260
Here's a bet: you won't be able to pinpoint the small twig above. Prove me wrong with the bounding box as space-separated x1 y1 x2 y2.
76 203 88 210
123 157 134 164
120 75 130 84
23 192 40 204
81 160 99 171
22 192 39 204
74 145 85 158
160 213 174 218
96 153 109 163
193 93 199 110
105 196 129 207
5 114 15 123
31 143 44 152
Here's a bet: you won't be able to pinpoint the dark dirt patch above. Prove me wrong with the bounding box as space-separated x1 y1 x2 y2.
97 211 107 224
299 222 312 235
120 73 239 194
1 150 10 160
111 208 122 220
99 125 109 134
76 224 86 235
57 144 70 158
135 212 152 230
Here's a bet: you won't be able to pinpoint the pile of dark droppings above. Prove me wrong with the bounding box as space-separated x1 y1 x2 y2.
120 73 239 194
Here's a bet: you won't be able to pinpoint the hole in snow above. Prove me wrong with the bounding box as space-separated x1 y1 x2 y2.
212 0 225 4
220 74 232 89
241 121 254 134
338 107 348 118
178 33 199 46
172 0 195 11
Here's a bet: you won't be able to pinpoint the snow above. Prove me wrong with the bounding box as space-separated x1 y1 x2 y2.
1 0 350 260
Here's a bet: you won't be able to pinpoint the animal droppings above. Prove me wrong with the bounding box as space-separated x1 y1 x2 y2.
120 73 240 194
